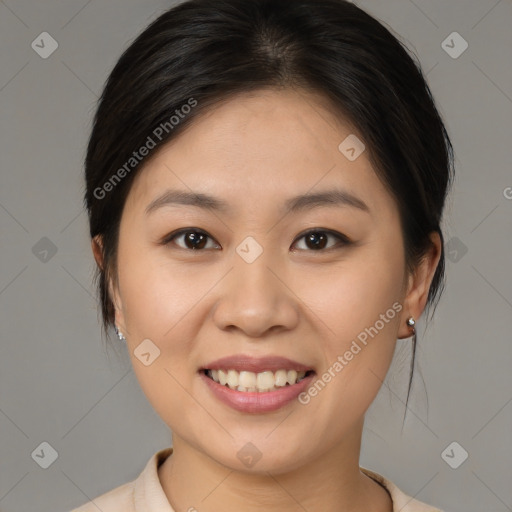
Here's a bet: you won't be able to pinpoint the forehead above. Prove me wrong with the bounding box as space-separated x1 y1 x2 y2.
125 88 394 218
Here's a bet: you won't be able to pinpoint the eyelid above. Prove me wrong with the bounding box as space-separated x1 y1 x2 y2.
291 228 351 251
162 227 351 252
294 228 351 243
161 228 220 249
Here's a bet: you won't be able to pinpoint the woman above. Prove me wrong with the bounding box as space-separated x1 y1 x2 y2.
74 0 453 510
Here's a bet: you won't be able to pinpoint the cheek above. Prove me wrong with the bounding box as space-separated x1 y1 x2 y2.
299 247 405 350
118 244 204 340
115 242 209 382
116 251 212 429
295 242 405 414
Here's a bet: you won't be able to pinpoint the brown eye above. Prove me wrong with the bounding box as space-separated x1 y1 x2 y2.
162 228 350 252
292 229 350 252
164 229 220 250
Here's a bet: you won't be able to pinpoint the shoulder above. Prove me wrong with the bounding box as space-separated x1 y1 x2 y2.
70 448 174 512
70 480 135 512
360 467 443 512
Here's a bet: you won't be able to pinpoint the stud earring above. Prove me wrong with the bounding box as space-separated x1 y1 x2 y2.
114 324 126 341
406 316 416 333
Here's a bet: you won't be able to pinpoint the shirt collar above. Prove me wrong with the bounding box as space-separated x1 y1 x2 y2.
134 448 441 512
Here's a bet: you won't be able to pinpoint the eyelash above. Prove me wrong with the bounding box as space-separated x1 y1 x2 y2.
161 228 352 253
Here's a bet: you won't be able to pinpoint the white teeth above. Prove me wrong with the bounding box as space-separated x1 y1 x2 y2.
218 369 227 386
274 369 288 387
256 371 274 391
287 370 298 385
206 368 310 392
239 371 256 388
226 370 239 388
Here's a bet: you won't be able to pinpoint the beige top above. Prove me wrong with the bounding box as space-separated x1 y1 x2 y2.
71 447 442 512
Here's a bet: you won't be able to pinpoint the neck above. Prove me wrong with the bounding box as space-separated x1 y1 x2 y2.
158 420 392 512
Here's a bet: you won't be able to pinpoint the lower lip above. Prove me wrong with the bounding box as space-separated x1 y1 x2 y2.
199 371 315 413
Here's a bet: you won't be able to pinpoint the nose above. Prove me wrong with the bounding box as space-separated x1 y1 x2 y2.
211 248 300 339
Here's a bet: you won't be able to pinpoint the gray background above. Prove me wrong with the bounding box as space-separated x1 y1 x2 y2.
0 0 511 511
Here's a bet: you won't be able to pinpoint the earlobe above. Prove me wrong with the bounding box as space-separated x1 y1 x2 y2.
107 274 124 323
108 275 126 336
92 235 127 334
109 275 127 338
398 232 442 338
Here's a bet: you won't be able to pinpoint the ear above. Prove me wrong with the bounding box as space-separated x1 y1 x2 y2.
91 235 104 270
397 232 442 339
91 235 127 333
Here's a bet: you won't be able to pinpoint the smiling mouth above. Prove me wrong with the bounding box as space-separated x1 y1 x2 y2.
202 368 315 392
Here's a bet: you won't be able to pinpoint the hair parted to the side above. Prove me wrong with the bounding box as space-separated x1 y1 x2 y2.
84 0 454 410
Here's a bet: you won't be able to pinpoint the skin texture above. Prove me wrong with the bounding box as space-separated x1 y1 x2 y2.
92 88 441 512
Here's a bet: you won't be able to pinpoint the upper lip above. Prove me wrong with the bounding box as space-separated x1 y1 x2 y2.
200 355 314 374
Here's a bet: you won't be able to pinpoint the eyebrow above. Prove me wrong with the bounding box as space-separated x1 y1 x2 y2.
145 188 370 216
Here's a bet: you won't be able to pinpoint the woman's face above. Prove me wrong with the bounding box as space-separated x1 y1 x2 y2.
107 88 423 473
